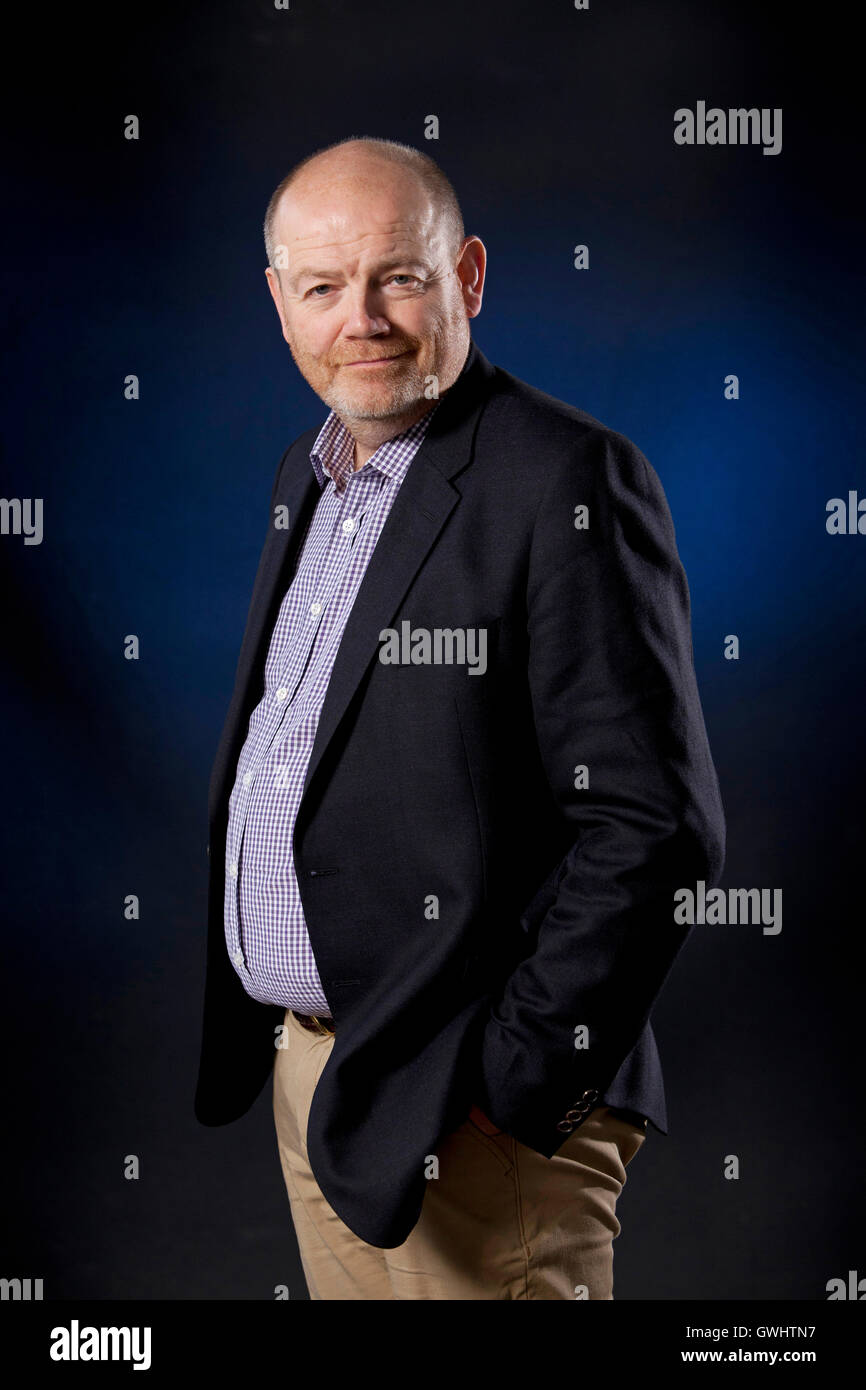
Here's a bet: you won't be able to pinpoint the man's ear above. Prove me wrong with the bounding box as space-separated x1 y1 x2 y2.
265 266 291 344
455 236 486 319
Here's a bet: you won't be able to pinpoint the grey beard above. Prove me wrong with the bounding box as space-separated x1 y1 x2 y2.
325 367 428 422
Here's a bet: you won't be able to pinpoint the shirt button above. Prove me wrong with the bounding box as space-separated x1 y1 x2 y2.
342 518 356 534
243 772 253 786
232 950 244 966
228 860 238 879
276 687 288 702
310 601 322 617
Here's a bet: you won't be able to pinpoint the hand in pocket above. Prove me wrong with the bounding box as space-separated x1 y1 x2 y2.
468 1103 503 1136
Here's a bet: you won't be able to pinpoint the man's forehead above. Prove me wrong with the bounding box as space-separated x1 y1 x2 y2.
284 224 433 264
276 166 435 238
277 213 442 284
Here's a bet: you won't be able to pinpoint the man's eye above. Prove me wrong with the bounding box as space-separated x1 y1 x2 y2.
305 275 416 297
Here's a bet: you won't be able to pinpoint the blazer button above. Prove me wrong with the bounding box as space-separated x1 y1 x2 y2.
206 843 210 859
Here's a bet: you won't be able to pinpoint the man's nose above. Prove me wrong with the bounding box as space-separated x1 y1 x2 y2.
341 282 391 336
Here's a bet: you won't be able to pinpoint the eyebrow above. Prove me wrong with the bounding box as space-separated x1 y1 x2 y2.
289 258 430 290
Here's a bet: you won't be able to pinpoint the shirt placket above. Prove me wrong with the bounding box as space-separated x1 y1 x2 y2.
225 467 377 973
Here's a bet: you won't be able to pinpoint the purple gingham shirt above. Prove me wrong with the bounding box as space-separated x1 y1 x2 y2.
223 401 440 1015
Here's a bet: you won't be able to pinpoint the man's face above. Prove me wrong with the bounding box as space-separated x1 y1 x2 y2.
264 156 483 427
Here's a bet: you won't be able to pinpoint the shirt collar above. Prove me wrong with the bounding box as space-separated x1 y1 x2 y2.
310 401 440 493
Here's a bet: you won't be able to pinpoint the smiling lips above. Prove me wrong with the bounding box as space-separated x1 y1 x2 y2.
343 350 410 367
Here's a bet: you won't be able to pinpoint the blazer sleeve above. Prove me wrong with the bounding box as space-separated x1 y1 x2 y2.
474 424 726 1156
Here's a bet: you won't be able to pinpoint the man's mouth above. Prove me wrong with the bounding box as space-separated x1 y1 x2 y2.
342 350 411 368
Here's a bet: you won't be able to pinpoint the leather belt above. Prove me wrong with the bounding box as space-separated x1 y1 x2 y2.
292 1010 336 1037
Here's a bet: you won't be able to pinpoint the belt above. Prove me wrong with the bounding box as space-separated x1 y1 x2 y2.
292 1010 336 1037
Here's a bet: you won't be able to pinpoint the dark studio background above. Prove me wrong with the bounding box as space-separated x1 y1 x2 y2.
1 0 863 1301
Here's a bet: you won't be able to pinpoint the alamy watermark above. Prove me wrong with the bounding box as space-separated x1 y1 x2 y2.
49 1321 151 1371
0 497 43 545
378 622 487 675
674 103 782 156
674 881 782 934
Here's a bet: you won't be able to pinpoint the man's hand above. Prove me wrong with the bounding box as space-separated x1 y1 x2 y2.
468 1103 503 1136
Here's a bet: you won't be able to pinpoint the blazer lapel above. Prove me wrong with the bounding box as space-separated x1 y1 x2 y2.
213 338 496 826
207 457 320 826
298 339 496 804
235 461 320 701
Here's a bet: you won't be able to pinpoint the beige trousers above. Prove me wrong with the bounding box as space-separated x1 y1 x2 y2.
273 1005 646 1300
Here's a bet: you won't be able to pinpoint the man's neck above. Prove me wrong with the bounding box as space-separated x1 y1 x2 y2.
348 397 440 471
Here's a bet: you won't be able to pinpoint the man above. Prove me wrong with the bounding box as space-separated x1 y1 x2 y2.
195 135 725 1300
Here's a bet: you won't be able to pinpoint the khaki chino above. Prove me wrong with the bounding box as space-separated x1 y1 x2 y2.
272 1005 646 1300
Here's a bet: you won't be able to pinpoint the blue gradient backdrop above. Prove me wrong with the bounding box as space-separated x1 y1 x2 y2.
1 0 862 1299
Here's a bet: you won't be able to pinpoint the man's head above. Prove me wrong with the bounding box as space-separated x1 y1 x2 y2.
263 137 486 436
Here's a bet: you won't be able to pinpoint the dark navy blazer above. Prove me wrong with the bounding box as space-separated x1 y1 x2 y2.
194 338 725 1248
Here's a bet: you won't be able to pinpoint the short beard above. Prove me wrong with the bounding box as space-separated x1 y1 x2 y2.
324 365 429 422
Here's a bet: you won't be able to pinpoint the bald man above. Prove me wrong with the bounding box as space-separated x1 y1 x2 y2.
195 136 725 1300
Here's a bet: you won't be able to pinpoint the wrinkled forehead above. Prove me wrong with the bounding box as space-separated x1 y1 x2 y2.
275 164 441 254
